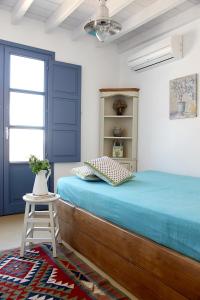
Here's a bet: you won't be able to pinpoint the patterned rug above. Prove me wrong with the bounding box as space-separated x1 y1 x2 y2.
0 244 129 300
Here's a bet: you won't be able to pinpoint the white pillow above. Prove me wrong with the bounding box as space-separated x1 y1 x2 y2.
72 166 101 181
84 156 134 186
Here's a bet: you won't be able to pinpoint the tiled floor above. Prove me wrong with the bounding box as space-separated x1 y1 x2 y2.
0 214 137 300
0 214 24 251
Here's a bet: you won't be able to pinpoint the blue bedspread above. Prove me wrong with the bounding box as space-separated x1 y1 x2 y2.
57 171 200 262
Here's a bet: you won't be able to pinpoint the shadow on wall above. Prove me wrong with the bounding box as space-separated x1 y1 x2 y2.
183 29 197 56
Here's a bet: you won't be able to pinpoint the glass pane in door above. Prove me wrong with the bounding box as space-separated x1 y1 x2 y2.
10 55 45 92
10 92 44 126
9 129 44 162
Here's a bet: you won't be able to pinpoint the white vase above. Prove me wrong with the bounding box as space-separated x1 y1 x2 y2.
32 169 51 196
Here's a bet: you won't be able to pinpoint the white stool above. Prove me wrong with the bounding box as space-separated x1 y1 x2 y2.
20 193 61 257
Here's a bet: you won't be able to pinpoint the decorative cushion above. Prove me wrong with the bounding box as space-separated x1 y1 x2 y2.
84 156 134 186
72 166 101 181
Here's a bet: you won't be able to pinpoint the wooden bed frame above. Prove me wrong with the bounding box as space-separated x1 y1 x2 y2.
57 199 200 300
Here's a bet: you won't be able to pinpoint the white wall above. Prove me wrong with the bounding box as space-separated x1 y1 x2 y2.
119 19 200 177
0 10 119 187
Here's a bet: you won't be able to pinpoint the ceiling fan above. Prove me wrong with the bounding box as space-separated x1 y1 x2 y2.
84 0 122 42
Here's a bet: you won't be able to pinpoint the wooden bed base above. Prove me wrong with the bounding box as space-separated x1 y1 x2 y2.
57 199 200 300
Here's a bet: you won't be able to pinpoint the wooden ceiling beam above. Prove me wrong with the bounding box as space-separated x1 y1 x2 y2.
108 0 137 17
46 0 85 33
12 0 34 24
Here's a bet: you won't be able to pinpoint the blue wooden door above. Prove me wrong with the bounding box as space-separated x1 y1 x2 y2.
3 47 49 215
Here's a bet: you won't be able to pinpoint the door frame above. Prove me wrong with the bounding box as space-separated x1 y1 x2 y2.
0 45 4 215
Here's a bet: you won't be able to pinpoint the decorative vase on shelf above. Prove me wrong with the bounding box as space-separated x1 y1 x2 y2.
113 99 127 115
32 169 51 196
113 127 122 137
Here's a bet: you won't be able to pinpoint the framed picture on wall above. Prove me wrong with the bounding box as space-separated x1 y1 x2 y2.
169 74 197 119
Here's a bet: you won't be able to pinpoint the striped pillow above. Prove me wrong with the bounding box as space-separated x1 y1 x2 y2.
85 156 134 186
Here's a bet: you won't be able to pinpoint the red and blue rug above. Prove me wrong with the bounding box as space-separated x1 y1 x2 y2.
0 244 129 299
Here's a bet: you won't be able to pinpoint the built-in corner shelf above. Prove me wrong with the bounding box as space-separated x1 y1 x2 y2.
99 88 139 172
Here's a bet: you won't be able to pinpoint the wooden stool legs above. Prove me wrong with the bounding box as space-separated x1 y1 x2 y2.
20 202 30 257
49 202 57 257
20 200 60 258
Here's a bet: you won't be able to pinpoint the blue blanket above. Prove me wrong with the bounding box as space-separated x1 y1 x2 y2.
57 171 200 262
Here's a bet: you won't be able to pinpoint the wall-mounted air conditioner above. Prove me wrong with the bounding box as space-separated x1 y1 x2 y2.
128 35 183 72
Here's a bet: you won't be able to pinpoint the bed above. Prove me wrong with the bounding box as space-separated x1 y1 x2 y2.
57 170 200 300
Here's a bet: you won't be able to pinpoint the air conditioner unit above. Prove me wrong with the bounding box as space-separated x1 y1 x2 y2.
128 35 183 72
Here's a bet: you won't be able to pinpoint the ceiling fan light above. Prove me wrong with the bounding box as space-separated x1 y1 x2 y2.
84 0 122 42
96 29 110 42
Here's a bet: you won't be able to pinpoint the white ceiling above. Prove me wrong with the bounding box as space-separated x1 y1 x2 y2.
0 0 200 51
117 0 199 43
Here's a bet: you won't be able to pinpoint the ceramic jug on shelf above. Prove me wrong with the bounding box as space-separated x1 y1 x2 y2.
32 169 51 196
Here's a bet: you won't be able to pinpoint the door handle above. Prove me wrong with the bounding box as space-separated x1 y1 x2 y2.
5 127 9 140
